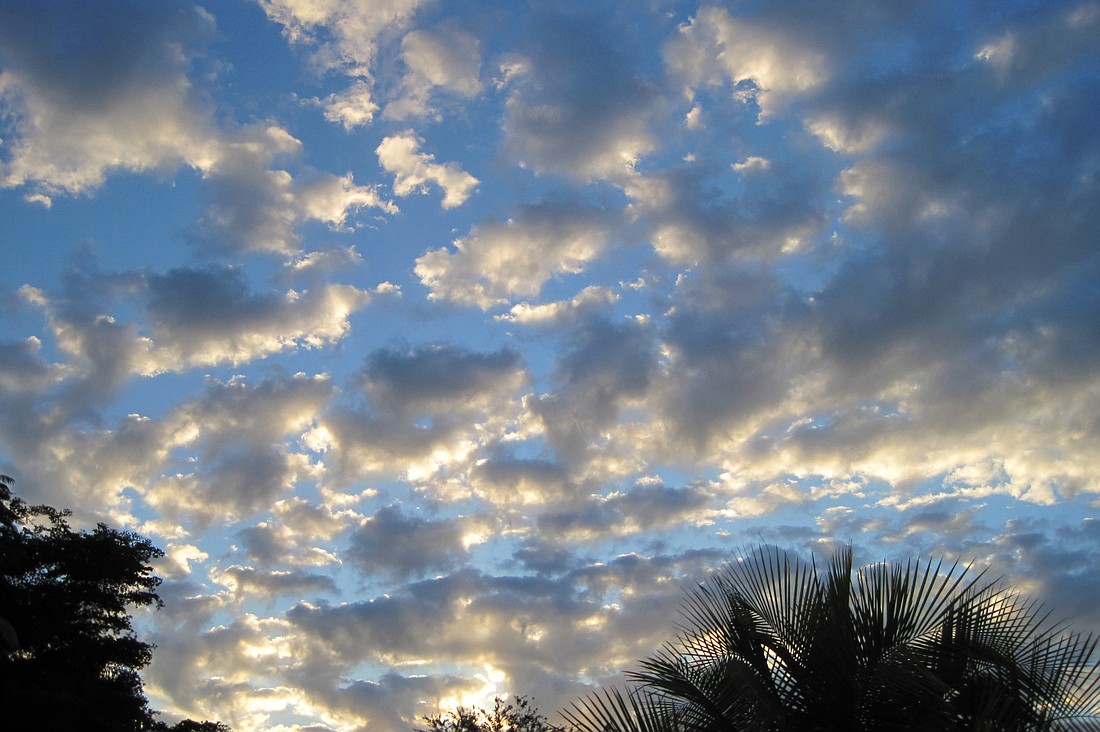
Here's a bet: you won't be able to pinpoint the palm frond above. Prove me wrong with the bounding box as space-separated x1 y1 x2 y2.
562 545 1100 732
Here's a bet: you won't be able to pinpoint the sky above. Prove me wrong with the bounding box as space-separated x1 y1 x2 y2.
1 0 1099 729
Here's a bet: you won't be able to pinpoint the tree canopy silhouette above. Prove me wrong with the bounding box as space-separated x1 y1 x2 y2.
565 545 1100 732
420 695 560 732
0 475 227 732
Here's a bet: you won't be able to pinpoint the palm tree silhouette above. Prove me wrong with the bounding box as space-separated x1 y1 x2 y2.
565 545 1100 732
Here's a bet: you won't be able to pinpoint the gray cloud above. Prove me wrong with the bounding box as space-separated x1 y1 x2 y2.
345 505 474 580
212 564 337 599
0 0 217 199
532 314 657 467
359 343 524 416
415 200 615 309
537 479 713 541
502 8 658 180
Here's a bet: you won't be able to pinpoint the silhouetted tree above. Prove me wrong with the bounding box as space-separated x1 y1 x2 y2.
421 695 560 732
565 545 1100 732
155 720 232 732
0 475 227 731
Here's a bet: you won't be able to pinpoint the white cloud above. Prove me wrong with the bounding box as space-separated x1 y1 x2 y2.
159 543 210 580
0 3 221 196
731 156 771 172
318 344 527 486
189 126 395 255
384 28 482 120
258 0 425 128
376 133 478 209
664 6 827 119
320 79 379 129
22 266 375 376
0 5 394 254
496 286 619 325
141 373 335 525
415 204 610 308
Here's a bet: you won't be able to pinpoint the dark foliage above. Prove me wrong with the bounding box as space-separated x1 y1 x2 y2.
565 545 1100 732
0 475 227 732
421 695 561 732
155 721 233 732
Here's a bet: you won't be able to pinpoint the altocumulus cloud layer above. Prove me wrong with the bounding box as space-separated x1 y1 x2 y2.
2 0 1100 729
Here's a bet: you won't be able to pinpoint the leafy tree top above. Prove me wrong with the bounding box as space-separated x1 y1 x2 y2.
0 475 227 732
421 695 562 732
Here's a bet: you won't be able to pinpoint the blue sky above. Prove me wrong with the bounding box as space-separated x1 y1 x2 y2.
2 0 1099 729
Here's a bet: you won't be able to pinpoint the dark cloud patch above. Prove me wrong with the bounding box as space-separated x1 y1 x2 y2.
632 151 835 266
511 538 579 576
214 564 337 599
360 343 523 416
534 315 657 465
204 446 298 517
0 0 211 109
470 454 571 505
345 505 470 580
285 554 719 693
0 337 56 394
503 7 658 179
320 407 462 485
656 272 807 456
147 266 274 324
320 674 462 732
141 373 332 525
319 343 528 485
537 480 712 540
237 523 285 566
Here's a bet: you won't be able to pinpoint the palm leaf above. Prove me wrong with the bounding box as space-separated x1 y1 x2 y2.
562 545 1100 732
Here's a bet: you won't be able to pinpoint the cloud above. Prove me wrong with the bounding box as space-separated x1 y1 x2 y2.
468 454 571 507
536 478 714 541
376 133 478 209
236 496 356 567
138 372 334 525
19 263 374 388
0 2 395 250
664 6 827 120
284 553 717 717
415 202 612 308
623 158 832 266
0 1 220 200
210 564 337 599
495 286 619 326
188 130 395 255
359 343 524 416
531 314 658 467
258 0 425 129
316 343 527 486
159 543 210 580
4 2 1100 730
344 505 480 580
320 80 379 129
0 336 63 395
501 10 657 179
142 267 374 370
384 27 482 120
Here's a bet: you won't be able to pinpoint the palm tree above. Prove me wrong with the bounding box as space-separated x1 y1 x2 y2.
564 545 1100 732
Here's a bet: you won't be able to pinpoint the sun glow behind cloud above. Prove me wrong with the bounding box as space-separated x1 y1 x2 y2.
2 0 1100 730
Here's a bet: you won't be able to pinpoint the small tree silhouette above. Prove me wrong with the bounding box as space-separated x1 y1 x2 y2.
421 695 560 732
